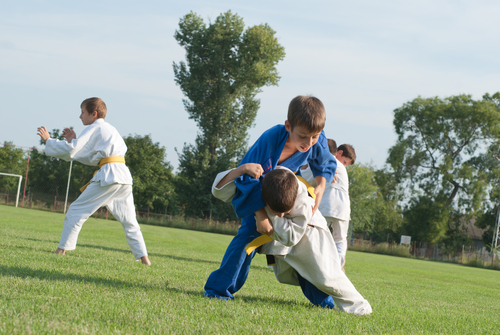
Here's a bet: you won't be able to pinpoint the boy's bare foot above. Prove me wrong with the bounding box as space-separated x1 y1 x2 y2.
140 255 151 265
55 248 65 255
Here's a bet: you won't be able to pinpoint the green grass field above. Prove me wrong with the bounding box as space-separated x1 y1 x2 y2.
1 205 499 334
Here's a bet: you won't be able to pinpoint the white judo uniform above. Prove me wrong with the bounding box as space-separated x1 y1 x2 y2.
212 167 371 315
44 119 148 260
302 161 351 268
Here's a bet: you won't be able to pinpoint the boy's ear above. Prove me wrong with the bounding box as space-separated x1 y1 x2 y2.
336 149 343 158
91 110 98 119
285 120 292 132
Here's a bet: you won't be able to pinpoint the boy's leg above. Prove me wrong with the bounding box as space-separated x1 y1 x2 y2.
327 217 349 268
273 256 335 308
297 274 336 309
204 215 260 299
285 227 372 315
105 184 149 263
58 182 112 251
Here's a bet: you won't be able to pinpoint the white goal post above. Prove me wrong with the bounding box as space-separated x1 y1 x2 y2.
0 172 23 207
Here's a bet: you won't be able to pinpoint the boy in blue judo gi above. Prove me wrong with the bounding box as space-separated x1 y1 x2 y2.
204 95 337 308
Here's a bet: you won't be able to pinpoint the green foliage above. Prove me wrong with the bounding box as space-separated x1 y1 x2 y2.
173 10 285 219
348 163 403 236
388 92 500 243
123 134 177 213
0 142 26 191
402 197 450 243
1 205 499 334
474 207 495 250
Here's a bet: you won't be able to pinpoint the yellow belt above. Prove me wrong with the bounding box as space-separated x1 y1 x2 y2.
79 156 126 192
244 175 316 255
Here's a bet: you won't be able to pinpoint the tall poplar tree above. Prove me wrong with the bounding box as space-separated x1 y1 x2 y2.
173 11 285 219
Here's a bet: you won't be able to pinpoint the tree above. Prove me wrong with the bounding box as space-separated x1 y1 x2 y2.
387 92 500 243
0 142 27 192
173 10 285 219
123 134 176 213
348 163 403 240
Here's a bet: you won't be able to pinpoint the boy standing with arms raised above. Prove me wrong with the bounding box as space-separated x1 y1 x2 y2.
37 97 150 265
204 95 337 307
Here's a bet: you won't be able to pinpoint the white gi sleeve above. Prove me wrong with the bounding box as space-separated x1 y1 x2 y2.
211 169 237 203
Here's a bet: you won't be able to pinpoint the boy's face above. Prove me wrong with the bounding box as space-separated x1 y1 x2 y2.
80 107 97 125
285 121 322 153
267 206 291 218
336 151 353 166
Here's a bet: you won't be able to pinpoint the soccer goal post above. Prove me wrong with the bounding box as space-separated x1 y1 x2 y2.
0 172 23 207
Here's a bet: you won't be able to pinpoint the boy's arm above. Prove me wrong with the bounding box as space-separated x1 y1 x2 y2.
212 164 263 203
212 163 273 235
313 175 326 214
216 164 263 189
255 208 273 235
44 125 95 164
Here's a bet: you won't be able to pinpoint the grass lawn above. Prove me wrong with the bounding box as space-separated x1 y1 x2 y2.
1 205 499 334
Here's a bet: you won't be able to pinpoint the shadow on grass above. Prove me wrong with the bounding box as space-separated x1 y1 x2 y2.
0 264 158 290
19 238 271 270
163 286 308 308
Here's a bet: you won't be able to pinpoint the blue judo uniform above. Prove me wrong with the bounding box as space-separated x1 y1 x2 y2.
204 125 337 307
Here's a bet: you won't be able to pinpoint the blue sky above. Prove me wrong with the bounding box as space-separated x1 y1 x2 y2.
1 0 499 171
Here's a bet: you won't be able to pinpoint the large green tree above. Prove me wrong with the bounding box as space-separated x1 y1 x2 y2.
124 134 177 214
173 10 285 219
387 92 500 243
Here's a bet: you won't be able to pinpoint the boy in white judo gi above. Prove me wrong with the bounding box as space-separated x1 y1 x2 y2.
212 164 372 315
302 141 355 270
37 97 151 265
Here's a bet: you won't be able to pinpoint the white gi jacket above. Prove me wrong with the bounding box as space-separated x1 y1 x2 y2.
212 167 372 315
302 160 350 220
44 119 133 186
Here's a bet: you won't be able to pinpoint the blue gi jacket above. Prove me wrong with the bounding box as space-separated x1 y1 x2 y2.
232 124 336 219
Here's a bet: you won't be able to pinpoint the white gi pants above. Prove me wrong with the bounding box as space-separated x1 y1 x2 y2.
271 226 371 315
58 181 148 260
325 217 349 268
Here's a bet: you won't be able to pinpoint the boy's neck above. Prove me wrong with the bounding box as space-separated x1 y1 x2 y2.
278 138 298 164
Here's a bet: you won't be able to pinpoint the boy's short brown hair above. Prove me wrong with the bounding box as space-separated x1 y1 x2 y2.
338 144 356 164
327 139 337 156
262 169 298 214
287 95 326 133
81 97 107 119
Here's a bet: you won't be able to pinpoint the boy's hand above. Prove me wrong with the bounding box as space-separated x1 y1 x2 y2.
63 128 76 143
37 126 50 143
241 163 264 179
332 171 339 183
313 176 327 214
255 208 273 235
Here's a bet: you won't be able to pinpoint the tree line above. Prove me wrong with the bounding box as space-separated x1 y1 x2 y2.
1 10 499 250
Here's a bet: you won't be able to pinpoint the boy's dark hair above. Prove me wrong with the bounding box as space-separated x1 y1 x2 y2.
327 139 337 156
338 144 356 164
262 169 298 214
287 95 326 133
81 97 107 119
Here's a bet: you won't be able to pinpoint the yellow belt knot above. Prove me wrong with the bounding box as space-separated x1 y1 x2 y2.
79 156 126 192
